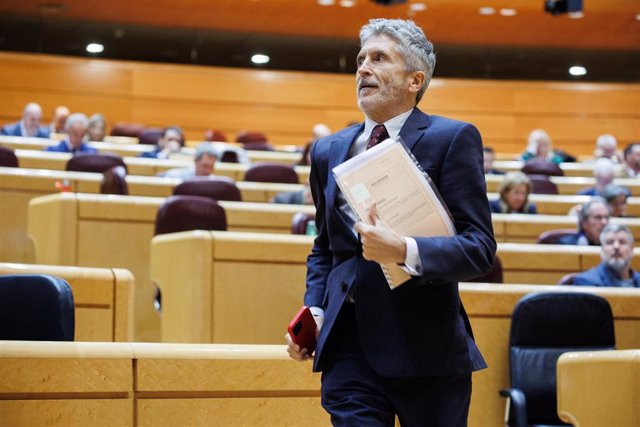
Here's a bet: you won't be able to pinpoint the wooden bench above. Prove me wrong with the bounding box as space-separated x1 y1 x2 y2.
491 159 627 178
148 232 640 427
0 135 304 165
0 341 326 426
486 174 640 196
27 193 314 342
0 263 133 341
0 166 302 263
557 349 640 427
12 149 311 183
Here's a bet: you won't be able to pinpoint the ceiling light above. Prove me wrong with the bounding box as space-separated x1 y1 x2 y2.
339 0 355 6
568 11 584 19
251 54 270 65
86 43 104 54
636 13 640 21
317 0 335 5
569 66 587 76
409 2 427 12
499 8 517 16
478 7 495 15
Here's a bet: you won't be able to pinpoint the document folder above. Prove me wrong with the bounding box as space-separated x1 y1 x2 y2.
332 138 455 288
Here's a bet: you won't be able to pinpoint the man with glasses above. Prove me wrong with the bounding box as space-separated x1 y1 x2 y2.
573 223 640 287
557 197 611 246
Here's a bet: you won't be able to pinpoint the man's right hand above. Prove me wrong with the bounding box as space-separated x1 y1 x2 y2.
284 332 313 361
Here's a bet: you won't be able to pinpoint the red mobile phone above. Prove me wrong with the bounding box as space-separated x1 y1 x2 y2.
287 306 317 354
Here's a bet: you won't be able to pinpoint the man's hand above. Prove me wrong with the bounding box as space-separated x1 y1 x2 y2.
285 316 322 362
354 203 406 264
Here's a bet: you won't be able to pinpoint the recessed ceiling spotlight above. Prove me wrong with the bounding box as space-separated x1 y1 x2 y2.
409 2 427 12
339 0 356 6
499 8 517 16
568 11 584 19
636 13 640 21
317 0 335 5
569 66 587 76
478 7 496 15
251 54 270 65
86 43 104 54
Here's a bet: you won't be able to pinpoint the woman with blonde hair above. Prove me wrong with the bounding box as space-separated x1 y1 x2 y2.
490 171 537 214
521 129 563 164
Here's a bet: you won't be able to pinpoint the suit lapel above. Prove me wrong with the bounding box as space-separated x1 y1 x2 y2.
398 108 430 151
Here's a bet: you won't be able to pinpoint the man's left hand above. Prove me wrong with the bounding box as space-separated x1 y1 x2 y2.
354 203 406 264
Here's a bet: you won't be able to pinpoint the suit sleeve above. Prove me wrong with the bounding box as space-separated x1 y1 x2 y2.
415 123 497 282
304 140 332 308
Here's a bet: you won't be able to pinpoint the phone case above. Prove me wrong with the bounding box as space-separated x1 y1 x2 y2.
287 306 317 354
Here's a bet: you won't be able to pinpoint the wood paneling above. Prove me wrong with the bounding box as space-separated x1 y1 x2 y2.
0 52 638 154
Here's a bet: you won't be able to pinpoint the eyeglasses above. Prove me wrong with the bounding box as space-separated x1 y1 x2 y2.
588 214 610 222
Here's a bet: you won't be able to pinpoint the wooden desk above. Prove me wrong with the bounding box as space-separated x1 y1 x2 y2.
148 232 640 427
0 166 302 263
557 349 640 427
486 174 640 196
0 263 133 342
491 159 627 178
0 341 326 426
27 193 314 342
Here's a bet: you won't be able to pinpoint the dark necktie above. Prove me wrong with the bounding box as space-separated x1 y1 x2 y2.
366 124 389 150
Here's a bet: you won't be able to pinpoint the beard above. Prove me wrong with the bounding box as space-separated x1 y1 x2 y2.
356 77 406 118
604 257 630 272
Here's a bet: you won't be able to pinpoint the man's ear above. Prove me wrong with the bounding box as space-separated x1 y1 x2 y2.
409 71 426 94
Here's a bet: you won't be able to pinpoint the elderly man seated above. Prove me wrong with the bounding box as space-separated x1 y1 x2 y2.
573 223 640 287
1 102 50 138
557 197 610 246
45 113 98 155
159 142 218 179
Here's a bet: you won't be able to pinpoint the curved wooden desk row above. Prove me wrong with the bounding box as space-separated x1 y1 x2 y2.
13 148 640 197
490 159 627 178
0 135 303 165
0 341 325 427
557 349 640 427
0 263 133 342
148 232 640 427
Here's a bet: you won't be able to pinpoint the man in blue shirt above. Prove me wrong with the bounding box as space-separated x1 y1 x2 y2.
574 223 640 287
1 102 50 138
45 113 97 155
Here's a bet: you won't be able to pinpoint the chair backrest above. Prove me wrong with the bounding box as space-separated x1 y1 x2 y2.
527 174 559 194
110 122 145 137
236 131 267 143
173 177 242 202
154 195 227 236
204 129 227 142
557 272 579 285
469 255 503 283
220 150 240 163
244 163 299 184
0 274 75 341
100 166 129 195
508 292 615 425
242 142 274 151
138 127 164 145
0 146 19 167
66 153 128 174
536 228 577 244
521 160 564 177
291 212 315 235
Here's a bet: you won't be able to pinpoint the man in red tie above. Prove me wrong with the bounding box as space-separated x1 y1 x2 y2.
286 18 495 426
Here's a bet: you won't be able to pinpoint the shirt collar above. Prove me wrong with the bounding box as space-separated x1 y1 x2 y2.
363 108 413 140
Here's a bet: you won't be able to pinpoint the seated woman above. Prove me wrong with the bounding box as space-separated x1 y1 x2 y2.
140 126 184 159
490 171 537 214
521 129 564 164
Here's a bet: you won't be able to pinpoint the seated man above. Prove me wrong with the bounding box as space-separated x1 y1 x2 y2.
45 113 98 155
593 134 623 163
573 223 640 287
140 126 184 159
620 142 640 178
49 105 70 134
1 102 50 138
160 143 218 180
603 184 631 218
483 146 504 175
557 197 610 246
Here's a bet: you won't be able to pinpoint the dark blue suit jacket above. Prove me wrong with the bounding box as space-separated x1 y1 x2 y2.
305 108 496 377
573 263 640 287
45 140 98 154
1 122 50 138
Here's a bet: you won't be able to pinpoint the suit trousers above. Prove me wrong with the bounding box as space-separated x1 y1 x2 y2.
320 302 472 427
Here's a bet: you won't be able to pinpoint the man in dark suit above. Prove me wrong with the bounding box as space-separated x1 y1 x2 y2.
286 19 496 426
1 102 50 138
45 113 97 155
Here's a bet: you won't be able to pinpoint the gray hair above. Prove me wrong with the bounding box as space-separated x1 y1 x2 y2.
599 223 634 246
195 143 219 161
64 113 89 132
578 196 610 231
596 134 617 149
360 19 436 104
593 158 614 179
88 113 106 127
